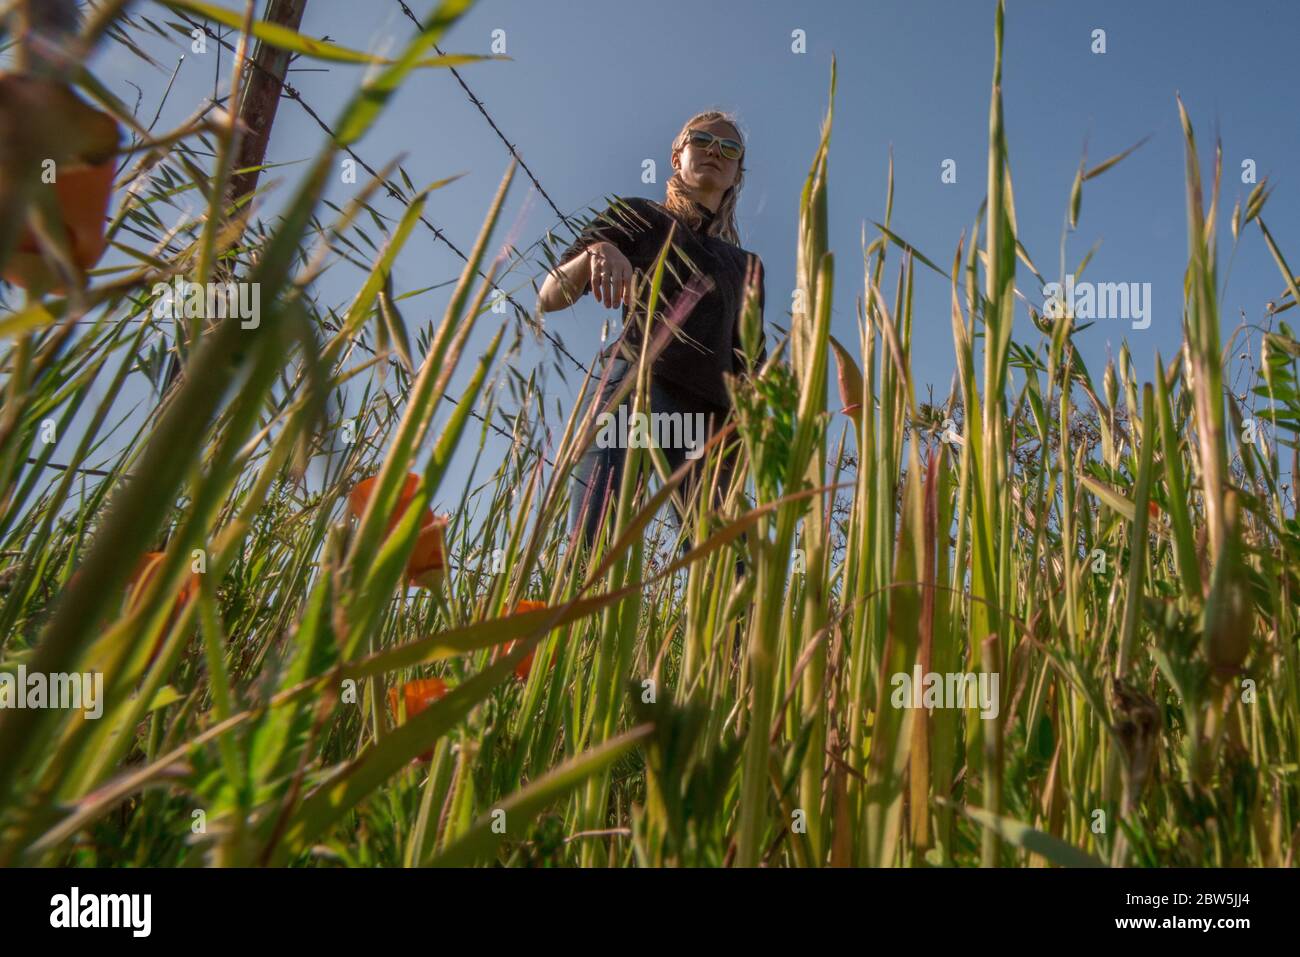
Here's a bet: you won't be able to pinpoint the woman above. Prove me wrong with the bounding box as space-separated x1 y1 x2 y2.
538 111 766 544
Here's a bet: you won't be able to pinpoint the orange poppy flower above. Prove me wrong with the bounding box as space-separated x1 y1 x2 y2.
387 676 448 722
0 74 120 291
407 517 448 589
493 600 557 680
387 677 448 761
125 551 202 663
348 473 448 589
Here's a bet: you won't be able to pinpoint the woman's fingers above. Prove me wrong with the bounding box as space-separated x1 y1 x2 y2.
610 259 633 307
599 265 614 307
589 254 607 306
596 262 615 307
610 264 627 307
587 243 633 308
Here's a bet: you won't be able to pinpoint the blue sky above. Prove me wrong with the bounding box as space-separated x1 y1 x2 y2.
72 0 1300 511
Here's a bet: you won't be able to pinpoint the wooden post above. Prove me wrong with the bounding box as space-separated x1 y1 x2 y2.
227 0 308 206
160 0 307 398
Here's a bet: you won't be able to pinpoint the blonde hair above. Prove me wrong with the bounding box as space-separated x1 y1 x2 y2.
664 110 746 246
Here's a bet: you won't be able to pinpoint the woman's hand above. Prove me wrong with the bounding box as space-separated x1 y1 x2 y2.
537 240 634 312
586 241 633 309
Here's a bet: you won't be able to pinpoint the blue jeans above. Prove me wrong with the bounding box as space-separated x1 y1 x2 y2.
570 358 734 546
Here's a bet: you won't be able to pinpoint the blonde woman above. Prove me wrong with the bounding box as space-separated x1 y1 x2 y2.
539 111 766 542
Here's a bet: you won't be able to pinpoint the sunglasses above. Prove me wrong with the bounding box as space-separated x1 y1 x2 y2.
684 128 743 161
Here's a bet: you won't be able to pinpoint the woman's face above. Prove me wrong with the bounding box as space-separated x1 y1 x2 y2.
674 119 742 193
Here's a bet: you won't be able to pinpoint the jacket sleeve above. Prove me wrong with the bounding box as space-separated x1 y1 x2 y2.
553 196 651 297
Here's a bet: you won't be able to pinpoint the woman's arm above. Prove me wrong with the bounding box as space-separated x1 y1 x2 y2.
537 251 592 312
538 241 634 312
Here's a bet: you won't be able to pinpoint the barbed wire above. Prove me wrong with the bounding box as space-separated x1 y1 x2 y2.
391 0 567 223
25 458 114 478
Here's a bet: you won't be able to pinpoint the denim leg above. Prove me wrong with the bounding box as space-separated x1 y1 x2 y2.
570 365 736 549
646 381 730 532
570 358 631 545
645 385 745 581
570 439 626 546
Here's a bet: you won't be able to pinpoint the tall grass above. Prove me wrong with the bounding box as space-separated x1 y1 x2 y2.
0 0 1296 867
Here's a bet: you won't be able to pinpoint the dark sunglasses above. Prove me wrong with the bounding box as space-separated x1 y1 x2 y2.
685 128 743 161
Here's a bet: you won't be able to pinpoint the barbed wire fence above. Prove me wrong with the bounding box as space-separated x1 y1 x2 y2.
34 4 602 479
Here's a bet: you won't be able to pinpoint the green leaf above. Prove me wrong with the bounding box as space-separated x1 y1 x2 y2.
427 725 653 866
1079 474 1137 522
161 0 493 69
0 302 57 340
955 804 1107 867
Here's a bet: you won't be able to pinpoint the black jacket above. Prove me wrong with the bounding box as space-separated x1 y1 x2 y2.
556 195 765 409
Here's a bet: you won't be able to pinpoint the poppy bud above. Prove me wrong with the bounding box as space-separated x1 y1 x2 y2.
123 551 202 664
830 334 864 426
